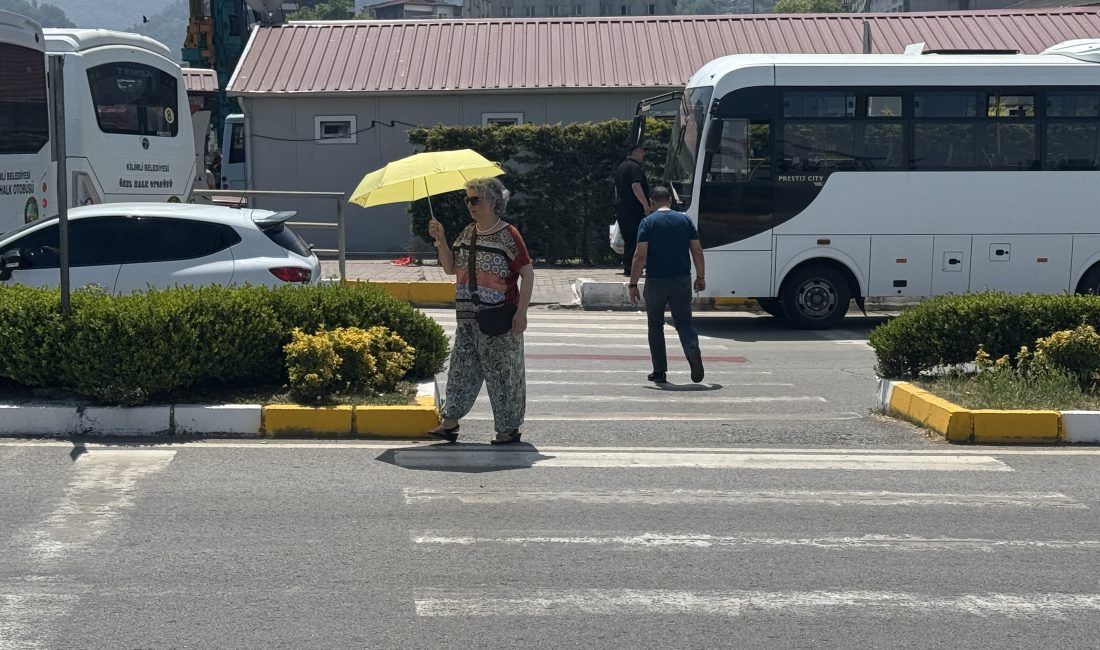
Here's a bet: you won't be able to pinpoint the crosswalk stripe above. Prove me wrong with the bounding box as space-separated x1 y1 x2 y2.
518 381 795 387
459 412 861 422
465 395 826 404
411 531 1100 552
403 488 1083 507
389 450 1010 471
414 589 1100 618
522 369 774 375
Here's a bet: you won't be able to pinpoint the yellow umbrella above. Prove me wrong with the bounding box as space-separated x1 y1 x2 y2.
348 149 505 219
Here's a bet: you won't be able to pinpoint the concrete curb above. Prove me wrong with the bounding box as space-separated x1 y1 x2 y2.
0 380 441 439
876 378 1098 444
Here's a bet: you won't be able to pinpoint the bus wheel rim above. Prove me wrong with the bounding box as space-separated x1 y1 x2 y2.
796 279 837 319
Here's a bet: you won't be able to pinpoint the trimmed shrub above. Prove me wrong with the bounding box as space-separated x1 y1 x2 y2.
284 326 416 402
1033 324 1100 386
0 283 448 405
869 292 1100 378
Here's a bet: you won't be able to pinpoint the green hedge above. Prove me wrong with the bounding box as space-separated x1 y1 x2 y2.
869 292 1100 378
406 119 671 263
0 284 448 405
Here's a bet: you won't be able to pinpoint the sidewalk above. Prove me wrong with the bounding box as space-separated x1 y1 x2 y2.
322 260 626 306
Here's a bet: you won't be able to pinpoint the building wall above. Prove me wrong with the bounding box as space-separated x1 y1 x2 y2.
465 0 678 17
242 90 661 255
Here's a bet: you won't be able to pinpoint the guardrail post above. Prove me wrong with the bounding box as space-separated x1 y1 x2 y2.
336 196 346 283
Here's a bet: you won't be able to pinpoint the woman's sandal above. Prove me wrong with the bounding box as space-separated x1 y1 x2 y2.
426 422 460 443
490 429 522 445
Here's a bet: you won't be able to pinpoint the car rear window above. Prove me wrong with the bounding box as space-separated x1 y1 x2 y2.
263 223 312 257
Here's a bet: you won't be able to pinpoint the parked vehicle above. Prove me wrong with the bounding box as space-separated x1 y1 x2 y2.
221 113 246 189
641 40 1100 328
0 203 319 293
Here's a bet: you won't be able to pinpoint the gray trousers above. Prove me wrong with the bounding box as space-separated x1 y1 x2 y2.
643 275 701 374
440 320 527 433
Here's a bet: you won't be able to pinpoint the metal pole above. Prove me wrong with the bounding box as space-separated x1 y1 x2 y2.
336 196 346 283
863 20 872 55
48 55 70 314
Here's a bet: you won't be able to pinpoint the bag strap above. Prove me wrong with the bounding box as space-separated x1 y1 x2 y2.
467 229 478 303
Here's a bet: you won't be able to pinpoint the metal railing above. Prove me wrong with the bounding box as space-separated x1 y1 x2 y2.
191 189 347 282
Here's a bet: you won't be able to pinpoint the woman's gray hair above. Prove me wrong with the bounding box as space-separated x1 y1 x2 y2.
465 177 510 218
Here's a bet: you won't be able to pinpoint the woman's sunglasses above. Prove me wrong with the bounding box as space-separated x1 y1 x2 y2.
464 196 482 206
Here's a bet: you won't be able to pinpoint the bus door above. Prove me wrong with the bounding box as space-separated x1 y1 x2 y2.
695 87 775 296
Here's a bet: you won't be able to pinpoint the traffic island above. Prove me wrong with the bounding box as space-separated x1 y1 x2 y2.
877 379 1099 444
0 381 441 439
343 280 454 307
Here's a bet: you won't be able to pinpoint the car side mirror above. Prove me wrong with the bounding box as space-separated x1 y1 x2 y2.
0 250 21 281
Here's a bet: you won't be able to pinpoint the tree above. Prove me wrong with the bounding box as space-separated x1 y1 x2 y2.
677 0 734 14
0 0 75 27
773 0 843 12
287 0 355 20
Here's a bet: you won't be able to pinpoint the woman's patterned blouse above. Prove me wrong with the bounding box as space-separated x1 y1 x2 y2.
452 222 532 320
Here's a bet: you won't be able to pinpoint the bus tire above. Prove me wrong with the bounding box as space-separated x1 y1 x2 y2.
780 265 851 330
756 298 786 319
1076 265 1100 295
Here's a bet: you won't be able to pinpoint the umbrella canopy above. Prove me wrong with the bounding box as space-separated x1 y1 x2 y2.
348 149 504 209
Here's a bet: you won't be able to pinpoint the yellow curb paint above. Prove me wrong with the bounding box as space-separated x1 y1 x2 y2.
354 405 439 438
263 405 354 437
887 382 920 418
972 410 1061 444
344 280 454 305
920 395 974 443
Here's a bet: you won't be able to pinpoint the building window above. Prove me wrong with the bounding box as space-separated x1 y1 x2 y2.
549 5 559 15
648 3 655 13
482 112 524 127
314 115 357 144
574 3 584 14
502 6 513 16
621 5 630 15
525 6 535 16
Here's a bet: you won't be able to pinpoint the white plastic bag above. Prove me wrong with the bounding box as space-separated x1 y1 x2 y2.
609 221 625 255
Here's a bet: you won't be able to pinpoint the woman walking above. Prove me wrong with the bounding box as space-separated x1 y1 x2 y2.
426 177 534 444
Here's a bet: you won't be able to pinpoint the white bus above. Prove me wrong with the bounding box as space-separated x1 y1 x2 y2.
44 28 195 207
653 41 1100 328
0 11 51 232
221 113 246 190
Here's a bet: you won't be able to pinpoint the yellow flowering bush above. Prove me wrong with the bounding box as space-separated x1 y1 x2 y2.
283 326 416 401
1033 324 1100 387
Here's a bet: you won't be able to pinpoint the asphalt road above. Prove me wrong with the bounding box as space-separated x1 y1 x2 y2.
2 309 1098 648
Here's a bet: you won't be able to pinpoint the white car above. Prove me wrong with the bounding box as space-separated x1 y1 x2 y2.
0 203 320 293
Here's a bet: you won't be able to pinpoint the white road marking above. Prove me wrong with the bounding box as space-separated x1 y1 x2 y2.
404 488 1079 507
520 381 796 387
412 531 1100 552
5 442 1100 456
389 451 1010 471
459 412 861 422
13 449 176 563
1 449 174 650
414 588 1100 618
470 395 827 404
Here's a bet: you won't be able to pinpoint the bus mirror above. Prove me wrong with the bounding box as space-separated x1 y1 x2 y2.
628 115 644 147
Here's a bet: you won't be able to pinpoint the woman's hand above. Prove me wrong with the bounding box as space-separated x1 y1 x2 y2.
512 309 528 334
427 218 446 245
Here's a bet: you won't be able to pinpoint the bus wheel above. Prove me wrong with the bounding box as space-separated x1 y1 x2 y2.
756 298 786 319
1076 265 1100 295
780 265 851 330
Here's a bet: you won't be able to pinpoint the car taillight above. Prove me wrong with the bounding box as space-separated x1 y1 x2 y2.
269 267 311 283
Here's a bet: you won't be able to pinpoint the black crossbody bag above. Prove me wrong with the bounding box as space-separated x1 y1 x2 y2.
468 228 517 336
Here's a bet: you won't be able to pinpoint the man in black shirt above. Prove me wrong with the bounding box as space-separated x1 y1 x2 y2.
614 146 651 275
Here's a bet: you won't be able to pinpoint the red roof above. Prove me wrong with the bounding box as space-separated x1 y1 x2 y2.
182 67 219 94
228 9 1100 95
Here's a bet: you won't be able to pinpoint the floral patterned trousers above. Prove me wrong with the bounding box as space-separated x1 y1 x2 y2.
440 320 527 433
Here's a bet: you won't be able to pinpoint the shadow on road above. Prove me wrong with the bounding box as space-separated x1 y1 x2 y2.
643 383 723 392
375 442 554 473
692 314 892 343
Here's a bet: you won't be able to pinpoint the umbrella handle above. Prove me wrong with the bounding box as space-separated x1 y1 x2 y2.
425 178 436 220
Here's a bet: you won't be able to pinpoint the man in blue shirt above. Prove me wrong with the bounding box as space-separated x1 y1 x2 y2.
627 186 706 384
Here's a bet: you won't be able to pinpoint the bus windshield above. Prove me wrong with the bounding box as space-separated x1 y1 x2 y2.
663 86 711 210
0 42 49 155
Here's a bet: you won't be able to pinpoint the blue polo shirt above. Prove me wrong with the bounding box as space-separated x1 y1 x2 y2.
636 208 698 278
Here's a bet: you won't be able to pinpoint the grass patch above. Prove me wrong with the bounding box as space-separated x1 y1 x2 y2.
0 379 419 408
913 371 1100 411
